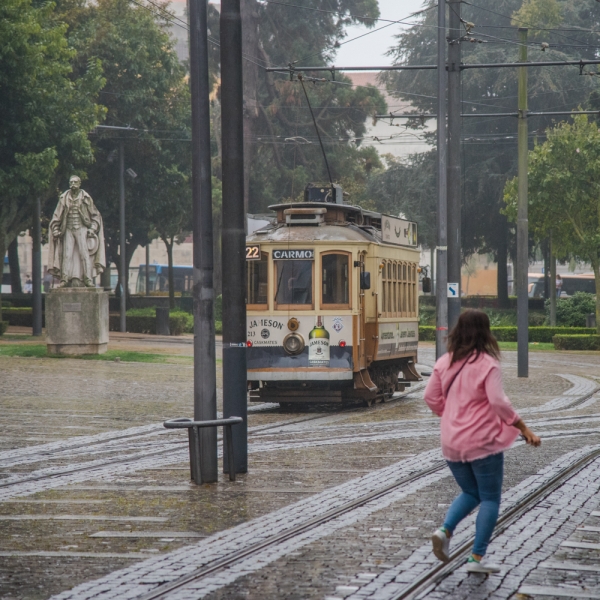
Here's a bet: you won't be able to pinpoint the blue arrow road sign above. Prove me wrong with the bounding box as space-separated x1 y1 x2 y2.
447 283 459 298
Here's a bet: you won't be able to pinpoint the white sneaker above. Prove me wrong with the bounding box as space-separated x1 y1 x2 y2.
466 558 501 574
431 528 450 562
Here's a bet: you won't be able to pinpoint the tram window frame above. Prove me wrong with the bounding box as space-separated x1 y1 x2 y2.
273 258 315 310
246 251 269 309
381 259 418 319
320 251 351 310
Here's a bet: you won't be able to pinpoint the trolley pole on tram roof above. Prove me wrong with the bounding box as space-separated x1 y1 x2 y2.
447 0 462 333
220 0 248 474
517 28 529 377
189 0 218 482
435 0 448 360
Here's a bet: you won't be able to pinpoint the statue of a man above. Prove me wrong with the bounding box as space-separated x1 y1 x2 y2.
48 176 106 287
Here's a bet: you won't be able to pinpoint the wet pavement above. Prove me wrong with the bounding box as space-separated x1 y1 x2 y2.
1 331 600 599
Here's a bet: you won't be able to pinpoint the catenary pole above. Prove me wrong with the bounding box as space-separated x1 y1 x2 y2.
550 231 557 326
517 28 529 377
189 0 218 482
220 0 248 473
145 242 150 296
435 0 448 359
119 141 126 333
32 197 42 336
447 0 461 332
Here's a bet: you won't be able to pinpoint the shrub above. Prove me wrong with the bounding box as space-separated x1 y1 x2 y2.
545 292 596 327
419 326 595 343
215 295 222 321
553 335 600 351
110 311 192 335
2 307 45 327
0 321 8 336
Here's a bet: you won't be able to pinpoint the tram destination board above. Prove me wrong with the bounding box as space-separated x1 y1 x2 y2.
381 215 418 248
246 245 261 260
272 249 314 260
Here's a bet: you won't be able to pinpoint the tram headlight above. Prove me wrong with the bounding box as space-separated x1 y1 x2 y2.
283 333 305 355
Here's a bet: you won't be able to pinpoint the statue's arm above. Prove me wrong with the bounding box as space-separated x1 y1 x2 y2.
50 196 66 237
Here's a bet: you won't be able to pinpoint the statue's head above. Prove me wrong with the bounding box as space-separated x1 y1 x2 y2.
69 176 81 191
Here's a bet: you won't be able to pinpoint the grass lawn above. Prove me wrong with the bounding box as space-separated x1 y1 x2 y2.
0 344 193 363
497 342 555 352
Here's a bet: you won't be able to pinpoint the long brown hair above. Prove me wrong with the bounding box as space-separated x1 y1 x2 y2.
447 309 500 364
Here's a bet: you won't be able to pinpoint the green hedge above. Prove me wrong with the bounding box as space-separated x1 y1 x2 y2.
553 335 600 351
109 313 190 336
2 307 45 328
419 326 596 343
0 321 8 336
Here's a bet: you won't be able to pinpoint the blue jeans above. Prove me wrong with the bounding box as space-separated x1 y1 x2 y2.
443 452 504 556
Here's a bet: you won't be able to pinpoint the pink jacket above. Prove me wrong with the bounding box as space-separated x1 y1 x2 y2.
424 352 521 462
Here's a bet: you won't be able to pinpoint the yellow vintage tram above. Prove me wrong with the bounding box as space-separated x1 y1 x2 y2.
246 183 422 406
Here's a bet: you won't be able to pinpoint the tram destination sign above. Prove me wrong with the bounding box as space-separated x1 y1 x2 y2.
246 245 261 260
381 215 418 248
272 249 314 260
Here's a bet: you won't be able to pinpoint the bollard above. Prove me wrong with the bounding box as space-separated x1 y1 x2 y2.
156 306 170 335
163 417 243 484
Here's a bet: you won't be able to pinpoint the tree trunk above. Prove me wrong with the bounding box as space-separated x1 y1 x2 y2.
543 238 550 299
8 238 22 294
165 238 175 310
592 255 600 334
241 0 260 216
550 232 557 326
497 215 509 308
0 235 5 323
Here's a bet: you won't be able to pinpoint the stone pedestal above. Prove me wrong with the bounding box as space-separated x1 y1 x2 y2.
46 288 109 355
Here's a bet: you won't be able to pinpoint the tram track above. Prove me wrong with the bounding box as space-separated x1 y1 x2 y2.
133 460 448 600
0 382 428 495
390 447 600 600
3 375 598 497
98 444 600 600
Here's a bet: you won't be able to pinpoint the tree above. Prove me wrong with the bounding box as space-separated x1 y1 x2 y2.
143 139 192 309
68 0 190 299
381 0 600 302
230 0 388 211
504 115 600 331
365 152 437 249
0 0 103 319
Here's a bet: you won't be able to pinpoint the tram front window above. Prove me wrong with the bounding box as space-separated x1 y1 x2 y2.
322 253 349 306
247 252 268 306
275 260 313 306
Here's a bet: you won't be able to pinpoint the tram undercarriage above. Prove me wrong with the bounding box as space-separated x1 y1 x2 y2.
249 357 422 407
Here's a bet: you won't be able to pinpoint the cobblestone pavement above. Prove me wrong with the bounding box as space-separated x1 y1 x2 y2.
2 341 600 599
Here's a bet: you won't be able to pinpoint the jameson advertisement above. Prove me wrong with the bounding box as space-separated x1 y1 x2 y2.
308 315 330 367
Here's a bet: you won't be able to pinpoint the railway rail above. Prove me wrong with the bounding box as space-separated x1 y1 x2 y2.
93 445 600 600
0 380 429 497
392 447 600 600
102 445 599 600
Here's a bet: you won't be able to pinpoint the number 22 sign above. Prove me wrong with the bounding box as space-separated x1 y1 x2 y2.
246 245 261 260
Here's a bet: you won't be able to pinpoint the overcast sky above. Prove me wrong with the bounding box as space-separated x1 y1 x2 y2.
170 0 427 67
335 0 426 67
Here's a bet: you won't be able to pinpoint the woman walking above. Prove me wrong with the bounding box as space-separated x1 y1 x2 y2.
424 310 541 573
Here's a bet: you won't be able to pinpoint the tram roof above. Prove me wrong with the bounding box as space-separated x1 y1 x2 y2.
247 222 381 244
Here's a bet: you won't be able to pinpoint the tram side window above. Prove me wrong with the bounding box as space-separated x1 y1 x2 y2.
381 260 418 318
322 253 349 306
275 260 313 306
247 252 268 306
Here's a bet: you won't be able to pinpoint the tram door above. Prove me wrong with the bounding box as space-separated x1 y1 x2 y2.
357 251 367 371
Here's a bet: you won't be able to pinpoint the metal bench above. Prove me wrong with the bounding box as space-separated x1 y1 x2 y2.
163 417 243 483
